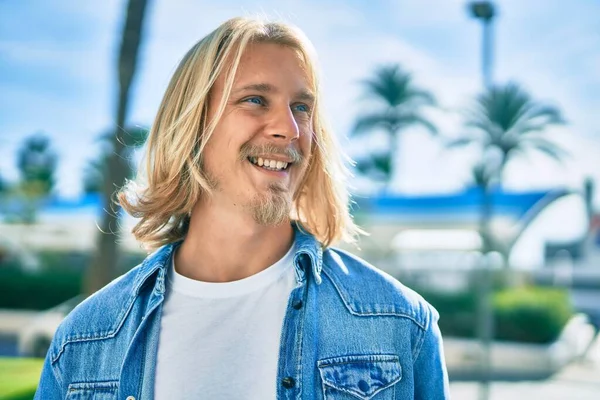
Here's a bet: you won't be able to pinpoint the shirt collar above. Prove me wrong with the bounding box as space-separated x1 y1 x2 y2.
132 221 324 298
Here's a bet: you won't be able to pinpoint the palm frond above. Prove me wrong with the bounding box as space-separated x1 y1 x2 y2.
361 64 435 109
513 105 565 135
467 82 565 137
371 153 393 180
353 153 393 183
398 113 438 134
120 126 149 148
404 88 437 107
463 81 567 171
521 137 569 163
354 158 374 174
444 137 478 148
352 113 393 136
97 126 149 152
361 65 407 106
471 162 493 188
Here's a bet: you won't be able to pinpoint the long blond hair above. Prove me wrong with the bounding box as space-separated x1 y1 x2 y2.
119 17 363 251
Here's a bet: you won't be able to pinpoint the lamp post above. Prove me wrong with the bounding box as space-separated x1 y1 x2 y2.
469 1 496 88
467 2 497 400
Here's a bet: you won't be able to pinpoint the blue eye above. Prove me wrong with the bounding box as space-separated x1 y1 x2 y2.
294 103 310 113
244 96 264 105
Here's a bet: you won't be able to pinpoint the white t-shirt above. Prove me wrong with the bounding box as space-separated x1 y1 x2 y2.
154 242 297 400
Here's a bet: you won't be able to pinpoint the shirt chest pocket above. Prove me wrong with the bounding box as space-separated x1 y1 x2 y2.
317 354 402 400
66 381 119 400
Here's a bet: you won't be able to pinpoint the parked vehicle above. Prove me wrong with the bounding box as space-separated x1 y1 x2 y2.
17 296 82 358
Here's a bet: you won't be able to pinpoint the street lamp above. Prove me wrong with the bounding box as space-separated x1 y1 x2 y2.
467 3 497 400
468 1 496 88
469 1 496 20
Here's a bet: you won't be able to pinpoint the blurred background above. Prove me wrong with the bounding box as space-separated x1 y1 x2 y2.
1 0 599 399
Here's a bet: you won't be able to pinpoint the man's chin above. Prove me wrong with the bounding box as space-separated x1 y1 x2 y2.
249 192 291 226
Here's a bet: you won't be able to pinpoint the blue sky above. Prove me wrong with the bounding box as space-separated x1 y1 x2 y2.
1 0 599 206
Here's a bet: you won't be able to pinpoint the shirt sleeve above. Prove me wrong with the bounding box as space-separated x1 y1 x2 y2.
413 306 451 400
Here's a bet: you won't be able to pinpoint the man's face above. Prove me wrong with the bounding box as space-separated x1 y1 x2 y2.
202 42 314 225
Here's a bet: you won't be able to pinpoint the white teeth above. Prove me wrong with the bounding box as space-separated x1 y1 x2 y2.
249 156 290 170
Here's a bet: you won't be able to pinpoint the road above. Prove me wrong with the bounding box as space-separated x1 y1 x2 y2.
451 335 600 399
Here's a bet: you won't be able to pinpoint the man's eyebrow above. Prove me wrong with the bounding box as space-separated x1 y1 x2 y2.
232 83 315 103
296 89 315 103
233 83 275 94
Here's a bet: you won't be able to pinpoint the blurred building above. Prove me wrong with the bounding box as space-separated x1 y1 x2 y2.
0 194 142 255
0 186 595 271
348 186 593 271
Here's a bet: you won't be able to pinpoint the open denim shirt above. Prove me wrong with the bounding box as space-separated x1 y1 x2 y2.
35 225 450 399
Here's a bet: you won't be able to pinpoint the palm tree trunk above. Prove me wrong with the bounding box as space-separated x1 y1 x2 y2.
84 0 150 296
477 182 494 394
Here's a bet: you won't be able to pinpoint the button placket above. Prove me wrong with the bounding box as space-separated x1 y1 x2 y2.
292 299 303 310
282 376 296 389
276 280 308 398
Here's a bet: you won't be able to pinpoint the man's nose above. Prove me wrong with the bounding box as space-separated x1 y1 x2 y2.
266 106 300 142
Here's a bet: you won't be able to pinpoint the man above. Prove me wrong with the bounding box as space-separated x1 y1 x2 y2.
36 17 449 399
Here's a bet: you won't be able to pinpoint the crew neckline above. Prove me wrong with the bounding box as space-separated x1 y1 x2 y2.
167 241 296 298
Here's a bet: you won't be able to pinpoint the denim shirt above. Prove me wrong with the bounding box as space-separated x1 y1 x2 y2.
35 225 450 399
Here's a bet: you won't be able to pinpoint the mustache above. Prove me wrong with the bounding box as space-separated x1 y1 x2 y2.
239 143 304 164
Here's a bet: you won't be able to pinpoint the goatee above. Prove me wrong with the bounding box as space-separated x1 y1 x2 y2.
249 182 291 226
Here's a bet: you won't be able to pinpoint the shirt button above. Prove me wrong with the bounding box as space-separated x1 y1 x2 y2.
292 299 303 310
126 396 136 400
282 376 296 389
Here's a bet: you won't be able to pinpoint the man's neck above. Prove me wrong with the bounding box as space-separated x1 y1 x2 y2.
174 201 295 283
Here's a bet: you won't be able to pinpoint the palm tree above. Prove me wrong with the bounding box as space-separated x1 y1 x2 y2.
16 133 57 223
17 133 57 196
352 65 437 187
82 157 106 195
0 137 6 197
85 0 150 295
448 81 566 254
83 127 148 195
447 82 565 400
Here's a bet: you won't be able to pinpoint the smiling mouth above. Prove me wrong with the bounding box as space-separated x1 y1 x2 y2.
248 156 291 172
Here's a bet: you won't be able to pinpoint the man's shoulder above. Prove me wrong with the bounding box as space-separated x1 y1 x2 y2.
49 263 146 361
321 247 436 330
50 243 177 359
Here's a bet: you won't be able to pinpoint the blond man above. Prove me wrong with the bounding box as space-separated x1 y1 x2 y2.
35 17 449 399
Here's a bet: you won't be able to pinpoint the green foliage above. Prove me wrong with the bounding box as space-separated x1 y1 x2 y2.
0 251 145 310
84 0 150 296
424 289 478 338
420 285 573 344
84 126 149 194
9 133 58 223
83 154 108 195
0 358 43 399
17 133 57 197
0 266 81 310
446 82 566 186
1 389 37 400
493 287 573 344
0 173 6 195
466 82 564 140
